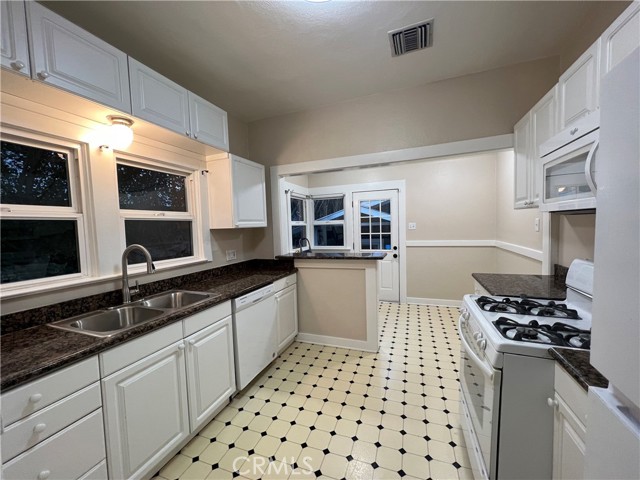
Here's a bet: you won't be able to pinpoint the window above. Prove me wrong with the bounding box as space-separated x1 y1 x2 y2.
290 195 307 250
1 138 85 284
359 199 392 251
312 196 345 247
116 160 195 264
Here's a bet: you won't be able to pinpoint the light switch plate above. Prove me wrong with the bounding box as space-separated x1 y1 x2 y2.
534 218 540 232
408 222 417 230
226 250 237 261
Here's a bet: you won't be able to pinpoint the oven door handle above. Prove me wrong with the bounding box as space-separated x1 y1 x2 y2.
458 315 495 381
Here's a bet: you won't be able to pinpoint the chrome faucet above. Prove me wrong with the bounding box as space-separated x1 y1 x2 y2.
121 244 155 303
299 237 312 253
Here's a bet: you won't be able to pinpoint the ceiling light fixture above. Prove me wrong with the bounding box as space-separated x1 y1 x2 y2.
100 116 134 151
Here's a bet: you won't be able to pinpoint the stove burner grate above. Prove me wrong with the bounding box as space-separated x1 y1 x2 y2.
493 317 591 349
477 296 581 319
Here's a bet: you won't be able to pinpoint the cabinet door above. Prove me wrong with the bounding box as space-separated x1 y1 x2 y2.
188 91 229 150
276 285 298 353
513 113 532 209
25 2 131 112
102 341 189 480
129 57 190 136
530 86 557 206
558 40 600 130
600 2 640 77
1 1 30 76
552 394 586 480
185 316 236 432
232 155 267 227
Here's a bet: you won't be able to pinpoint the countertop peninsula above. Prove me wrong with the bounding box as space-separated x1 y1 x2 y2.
549 348 608 391
276 251 387 260
1 260 296 391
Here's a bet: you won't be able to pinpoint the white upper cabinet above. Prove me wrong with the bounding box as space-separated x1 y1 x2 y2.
129 57 190 135
189 91 229 151
207 154 267 228
1 1 30 76
25 2 131 112
558 40 600 130
514 86 557 209
600 2 640 77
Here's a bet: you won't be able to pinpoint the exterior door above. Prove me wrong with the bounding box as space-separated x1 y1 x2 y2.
353 190 399 302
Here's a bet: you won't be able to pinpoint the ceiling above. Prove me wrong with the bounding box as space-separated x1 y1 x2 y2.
42 1 608 123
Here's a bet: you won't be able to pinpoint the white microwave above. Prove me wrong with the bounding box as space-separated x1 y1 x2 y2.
539 113 599 212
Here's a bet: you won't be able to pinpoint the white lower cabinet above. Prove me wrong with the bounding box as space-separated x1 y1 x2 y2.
185 315 236 432
550 364 588 480
276 281 298 354
102 339 190 480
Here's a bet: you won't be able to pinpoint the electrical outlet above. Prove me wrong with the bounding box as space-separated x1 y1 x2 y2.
226 250 237 261
408 222 417 230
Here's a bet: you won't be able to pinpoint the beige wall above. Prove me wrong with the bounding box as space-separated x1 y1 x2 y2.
249 57 560 166
227 113 250 158
555 213 596 267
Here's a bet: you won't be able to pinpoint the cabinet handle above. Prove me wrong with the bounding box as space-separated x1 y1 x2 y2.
570 128 579 136
11 60 25 71
177 343 186 350
29 393 43 404
185 131 190 137
38 470 50 480
33 423 47 434
194 134 198 139
37 71 50 80
547 397 559 408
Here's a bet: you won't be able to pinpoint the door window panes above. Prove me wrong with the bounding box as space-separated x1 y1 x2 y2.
1 141 71 207
359 199 392 251
1 219 80 283
117 164 187 211
124 220 193 263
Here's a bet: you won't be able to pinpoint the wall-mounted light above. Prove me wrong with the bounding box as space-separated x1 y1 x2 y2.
99 116 134 151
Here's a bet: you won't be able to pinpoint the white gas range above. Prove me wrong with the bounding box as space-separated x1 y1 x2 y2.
458 259 594 480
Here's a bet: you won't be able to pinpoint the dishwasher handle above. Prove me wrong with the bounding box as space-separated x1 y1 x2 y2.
234 284 274 312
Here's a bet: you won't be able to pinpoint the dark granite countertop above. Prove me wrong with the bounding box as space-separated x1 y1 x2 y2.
276 252 387 260
1 260 296 391
472 273 567 300
549 348 609 391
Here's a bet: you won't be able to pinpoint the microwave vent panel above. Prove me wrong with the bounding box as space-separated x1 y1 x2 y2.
388 19 434 57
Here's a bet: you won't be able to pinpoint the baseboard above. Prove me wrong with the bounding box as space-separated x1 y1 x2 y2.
295 333 377 352
406 297 463 307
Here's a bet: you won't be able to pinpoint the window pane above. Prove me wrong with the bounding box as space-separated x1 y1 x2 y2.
117 164 187 211
1 219 79 283
124 220 192 263
291 197 305 222
292 225 307 249
381 200 391 215
314 198 344 221
371 236 381 250
381 219 391 233
371 217 380 233
382 234 392 250
314 225 344 247
1 141 71 207
361 237 370 250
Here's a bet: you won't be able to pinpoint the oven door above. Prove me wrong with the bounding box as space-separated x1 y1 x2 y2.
458 312 502 480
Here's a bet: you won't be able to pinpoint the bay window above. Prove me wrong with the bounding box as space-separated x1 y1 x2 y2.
312 196 345 247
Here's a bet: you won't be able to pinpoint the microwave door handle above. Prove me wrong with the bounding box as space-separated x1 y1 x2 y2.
585 139 599 193
458 315 494 381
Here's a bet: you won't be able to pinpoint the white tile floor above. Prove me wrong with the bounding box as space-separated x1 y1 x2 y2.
154 302 472 480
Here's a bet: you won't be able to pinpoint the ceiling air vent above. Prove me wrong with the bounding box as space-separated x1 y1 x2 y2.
388 19 434 57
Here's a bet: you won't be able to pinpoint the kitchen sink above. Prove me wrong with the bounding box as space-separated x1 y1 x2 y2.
49 305 165 338
136 290 213 310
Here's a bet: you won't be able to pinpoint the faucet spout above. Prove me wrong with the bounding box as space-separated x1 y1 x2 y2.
299 237 312 253
121 244 155 303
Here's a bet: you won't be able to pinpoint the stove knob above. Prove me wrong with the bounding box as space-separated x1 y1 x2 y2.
473 332 482 340
461 310 470 321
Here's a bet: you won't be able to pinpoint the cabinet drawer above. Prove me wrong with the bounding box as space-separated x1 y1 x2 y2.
1 356 99 427
183 301 232 337
2 382 102 463
554 363 588 425
274 273 297 293
2 409 105 480
100 322 182 377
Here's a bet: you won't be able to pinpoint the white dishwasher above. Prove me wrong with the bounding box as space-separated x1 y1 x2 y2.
232 284 277 390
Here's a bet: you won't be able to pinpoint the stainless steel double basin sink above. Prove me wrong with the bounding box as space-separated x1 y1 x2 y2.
49 290 216 338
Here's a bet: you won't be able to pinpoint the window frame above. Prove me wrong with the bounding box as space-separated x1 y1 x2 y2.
115 154 203 271
0 131 94 291
311 195 346 249
289 193 308 251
